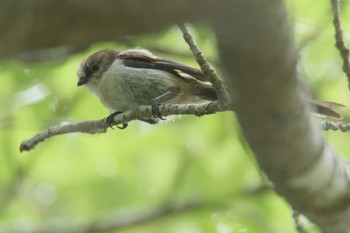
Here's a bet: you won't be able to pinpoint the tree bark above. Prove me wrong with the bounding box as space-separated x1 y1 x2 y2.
212 1 350 232
0 0 215 59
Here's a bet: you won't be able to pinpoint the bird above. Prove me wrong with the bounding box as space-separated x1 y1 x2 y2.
76 49 344 127
76 49 217 126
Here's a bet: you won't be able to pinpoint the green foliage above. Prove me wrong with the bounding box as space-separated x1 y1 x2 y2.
1 2 350 232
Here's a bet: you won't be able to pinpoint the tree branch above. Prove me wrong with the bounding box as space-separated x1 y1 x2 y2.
178 24 231 109
20 102 226 152
0 0 218 59
331 0 350 89
321 120 350 132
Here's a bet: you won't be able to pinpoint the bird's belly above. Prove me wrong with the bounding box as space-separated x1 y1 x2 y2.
86 83 125 112
98 89 131 112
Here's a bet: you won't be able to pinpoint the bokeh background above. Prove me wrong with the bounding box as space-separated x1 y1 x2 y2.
1 1 350 232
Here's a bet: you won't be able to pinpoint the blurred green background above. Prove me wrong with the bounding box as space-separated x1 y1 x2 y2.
1 1 350 232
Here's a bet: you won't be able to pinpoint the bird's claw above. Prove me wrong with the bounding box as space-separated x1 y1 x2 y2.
151 102 166 120
106 111 128 129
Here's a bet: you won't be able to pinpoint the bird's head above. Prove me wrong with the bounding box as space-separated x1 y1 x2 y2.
76 49 118 86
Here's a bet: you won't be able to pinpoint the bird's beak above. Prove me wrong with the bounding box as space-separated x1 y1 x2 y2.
77 76 89 86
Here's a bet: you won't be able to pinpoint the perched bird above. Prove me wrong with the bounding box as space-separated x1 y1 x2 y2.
76 49 217 125
76 49 344 126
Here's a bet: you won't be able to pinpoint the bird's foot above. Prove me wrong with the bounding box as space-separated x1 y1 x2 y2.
151 91 175 121
151 102 166 120
106 111 128 129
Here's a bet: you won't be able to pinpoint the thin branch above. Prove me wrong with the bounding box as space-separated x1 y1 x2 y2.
178 23 231 109
76 201 203 233
20 102 227 152
321 120 350 132
331 0 350 89
19 102 344 153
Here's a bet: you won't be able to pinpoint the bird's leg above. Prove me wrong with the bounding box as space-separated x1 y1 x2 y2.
152 90 176 120
106 111 128 129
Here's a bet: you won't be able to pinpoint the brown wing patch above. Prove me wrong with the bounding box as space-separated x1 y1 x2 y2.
117 50 208 82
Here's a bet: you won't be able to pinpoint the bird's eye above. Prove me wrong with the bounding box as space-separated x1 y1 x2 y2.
90 64 99 72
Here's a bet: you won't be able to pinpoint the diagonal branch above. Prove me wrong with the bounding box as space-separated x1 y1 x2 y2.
178 24 231 109
331 0 350 89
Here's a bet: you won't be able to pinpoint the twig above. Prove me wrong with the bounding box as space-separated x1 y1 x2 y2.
320 120 350 132
330 0 350 89
20 102 226 152
178 23 231 109
80 202 204 233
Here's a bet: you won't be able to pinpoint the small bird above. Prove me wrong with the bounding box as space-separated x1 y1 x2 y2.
76 49 217 125
76 49 344 126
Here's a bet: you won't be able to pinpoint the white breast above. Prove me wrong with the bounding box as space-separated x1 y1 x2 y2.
85 59 178 112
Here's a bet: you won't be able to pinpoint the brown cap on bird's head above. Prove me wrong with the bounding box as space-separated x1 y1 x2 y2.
77 50 119 86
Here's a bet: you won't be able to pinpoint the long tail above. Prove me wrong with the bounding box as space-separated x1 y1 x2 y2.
310 100 345 119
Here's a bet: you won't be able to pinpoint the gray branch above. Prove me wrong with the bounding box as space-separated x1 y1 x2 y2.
20 102 224 152
330 0 350 89
178 23 231 109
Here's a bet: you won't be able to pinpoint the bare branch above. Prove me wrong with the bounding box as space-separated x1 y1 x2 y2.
178 24 231 109
20 102 227 152
321 120 350 132
20 119 108 152
330 0 350 89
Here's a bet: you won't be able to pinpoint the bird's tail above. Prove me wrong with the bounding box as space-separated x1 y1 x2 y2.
311 100 345 119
